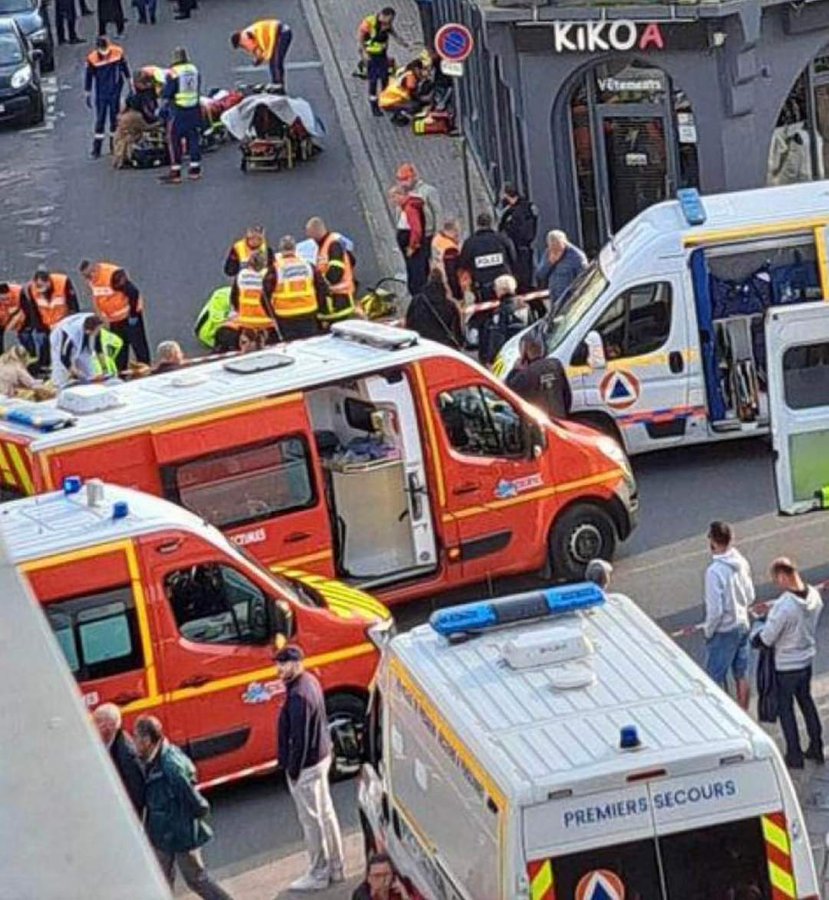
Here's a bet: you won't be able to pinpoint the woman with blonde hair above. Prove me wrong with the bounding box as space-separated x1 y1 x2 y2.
0 346 43 397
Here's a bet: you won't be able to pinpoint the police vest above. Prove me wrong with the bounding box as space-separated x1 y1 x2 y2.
248 19 278 59
0 284 24 331
89 262 139 324
233 237 269 268
170 63 199 108
194 287 231 349
27 274 70 331
361 15 390 56
431 232 459 267
236 269 273 328
272 255 318 318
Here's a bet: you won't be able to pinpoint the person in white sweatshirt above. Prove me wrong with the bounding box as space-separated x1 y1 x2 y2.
702 521 754 709
754 557 824 769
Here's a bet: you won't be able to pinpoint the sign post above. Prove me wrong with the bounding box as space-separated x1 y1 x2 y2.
435 23 475 234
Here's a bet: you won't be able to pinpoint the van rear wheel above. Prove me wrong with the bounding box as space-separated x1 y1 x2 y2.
326 693 367 781
549 503 616 582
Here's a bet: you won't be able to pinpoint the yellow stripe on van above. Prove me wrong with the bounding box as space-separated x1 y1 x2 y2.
682 218 829 247
761 815 790 856
767 862 796 898
530 861 554 900
815 224 829 297
0 444 17 487
6 443 33 495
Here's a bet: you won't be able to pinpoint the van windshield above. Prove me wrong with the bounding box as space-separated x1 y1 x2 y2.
542 261 608 353
232 544 322 609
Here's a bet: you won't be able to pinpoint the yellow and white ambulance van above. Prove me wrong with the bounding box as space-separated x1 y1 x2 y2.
358 585 820 899
495 182 829 456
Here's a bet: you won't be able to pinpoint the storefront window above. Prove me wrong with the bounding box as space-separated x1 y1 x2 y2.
570 81 600 254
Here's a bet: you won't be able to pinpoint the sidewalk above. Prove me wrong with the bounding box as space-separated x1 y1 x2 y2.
304 0 491 278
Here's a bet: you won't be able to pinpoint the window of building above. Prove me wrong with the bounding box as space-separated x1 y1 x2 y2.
783 340 829 409
165 563 270 645
437 385 524 457
44 586 144 680
164 437 315 529
592 282 672 359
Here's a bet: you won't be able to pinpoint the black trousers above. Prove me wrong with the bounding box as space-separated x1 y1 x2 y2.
55 1 78 41
98 0 124 35
109 314 151 369
777 665 823 763
278 314 319 341
367 54 389 102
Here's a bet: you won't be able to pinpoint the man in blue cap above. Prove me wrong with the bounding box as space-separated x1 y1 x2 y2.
275 645 345 892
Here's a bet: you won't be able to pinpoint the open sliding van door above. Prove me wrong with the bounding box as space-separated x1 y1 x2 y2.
767 301 829 514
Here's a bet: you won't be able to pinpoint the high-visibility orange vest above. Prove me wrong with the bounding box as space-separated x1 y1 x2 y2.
0 284 24 331
89 262 140 324
236 268 273 329
272 254 318 318
26 273 70 330
233 237 269 267
431 231 459 267
242 20 279 60
317 232 354 297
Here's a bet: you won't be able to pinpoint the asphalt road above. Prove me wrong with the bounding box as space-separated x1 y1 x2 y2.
0 0 380 354
4 3 829 891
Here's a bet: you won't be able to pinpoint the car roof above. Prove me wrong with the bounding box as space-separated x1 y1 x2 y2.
391 591 774 806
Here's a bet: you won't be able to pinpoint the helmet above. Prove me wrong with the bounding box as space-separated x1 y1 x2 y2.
171 46 188 65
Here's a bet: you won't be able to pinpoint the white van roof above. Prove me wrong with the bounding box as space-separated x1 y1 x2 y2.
391 591 774 806
0 482 219 564
0 322 456 452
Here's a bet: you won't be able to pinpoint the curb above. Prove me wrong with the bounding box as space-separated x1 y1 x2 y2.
301 0 402 278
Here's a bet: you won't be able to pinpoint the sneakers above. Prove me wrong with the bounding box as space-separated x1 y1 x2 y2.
370 102 383 118
288 872 329 892
188 169 202 181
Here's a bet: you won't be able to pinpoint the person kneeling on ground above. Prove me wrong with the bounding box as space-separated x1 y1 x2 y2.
113 71 159 168
153 340 185 373
0 346 44 398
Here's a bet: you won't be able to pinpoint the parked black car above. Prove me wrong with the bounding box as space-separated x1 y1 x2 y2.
0 18 44 127
0 0 52 72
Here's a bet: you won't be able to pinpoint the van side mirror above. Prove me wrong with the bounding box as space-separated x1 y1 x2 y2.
525 419 547 458
31 48 43 62
584 330 607 369
268 598 296 641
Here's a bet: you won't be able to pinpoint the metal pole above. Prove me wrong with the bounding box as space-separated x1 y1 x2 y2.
456 78 474 234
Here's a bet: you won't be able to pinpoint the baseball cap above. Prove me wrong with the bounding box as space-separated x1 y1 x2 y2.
396 163 416 181
274 645 304 663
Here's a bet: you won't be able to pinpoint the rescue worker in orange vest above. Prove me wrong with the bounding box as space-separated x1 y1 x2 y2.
0 282 26 350
223 225 275 278
229 254 280 345
79 259 151 370
21 266 80 370
271 235 327 341
231 19 292 91
305 217 357 326
430 219 462 300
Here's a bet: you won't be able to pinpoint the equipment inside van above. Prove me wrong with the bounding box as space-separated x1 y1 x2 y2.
359 586 819 899
495 182 829 455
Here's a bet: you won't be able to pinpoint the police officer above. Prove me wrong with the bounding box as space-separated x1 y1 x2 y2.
22 266 80 371
84 37 130 159
160 47 202 184
505 332 571 419
271 235 326 341
231 20 292 91
79 259 150 369
223 226 274 278
357 7 409 117
458 211 516 301
498 183 538 297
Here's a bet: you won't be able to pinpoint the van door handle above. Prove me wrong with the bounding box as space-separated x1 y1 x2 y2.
452 481 480 496
179 674 212 689
285 531 311 544
113 691 142 705
668 351 684 374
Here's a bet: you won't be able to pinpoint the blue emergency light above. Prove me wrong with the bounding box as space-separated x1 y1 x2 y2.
429 584 605 638
677 188 706 227
112 501 129 520
63 476 82 495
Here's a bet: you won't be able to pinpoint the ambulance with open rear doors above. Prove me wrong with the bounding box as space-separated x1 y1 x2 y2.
495 181 829 457
0 321 637 592
358 585 819 899
2 480 390 787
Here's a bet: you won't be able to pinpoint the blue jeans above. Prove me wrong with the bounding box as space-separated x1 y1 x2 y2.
268 26 292 86
705 627 749 688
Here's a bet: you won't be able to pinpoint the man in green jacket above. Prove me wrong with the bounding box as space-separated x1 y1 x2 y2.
134 716 233 900
194 286 235 351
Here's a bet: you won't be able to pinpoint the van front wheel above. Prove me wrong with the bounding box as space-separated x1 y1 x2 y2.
549 503 616 582
326 693 367 781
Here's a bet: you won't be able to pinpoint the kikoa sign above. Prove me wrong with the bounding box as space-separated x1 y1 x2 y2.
552 20 665 53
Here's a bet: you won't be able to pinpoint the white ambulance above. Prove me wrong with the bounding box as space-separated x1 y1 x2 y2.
358 585 820 900
494 182 829 456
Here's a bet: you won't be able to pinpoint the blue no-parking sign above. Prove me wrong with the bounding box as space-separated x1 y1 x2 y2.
434 23 474 63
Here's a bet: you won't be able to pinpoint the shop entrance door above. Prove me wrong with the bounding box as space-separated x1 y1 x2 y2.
596 107 677 234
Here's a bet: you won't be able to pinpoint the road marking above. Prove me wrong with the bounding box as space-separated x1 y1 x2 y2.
19 75 58 134
233 59 323 73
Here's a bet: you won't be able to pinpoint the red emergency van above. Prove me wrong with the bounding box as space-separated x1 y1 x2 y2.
3 480 391 787
0 321 637 599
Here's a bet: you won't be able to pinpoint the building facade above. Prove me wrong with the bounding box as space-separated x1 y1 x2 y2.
435 0 829 254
